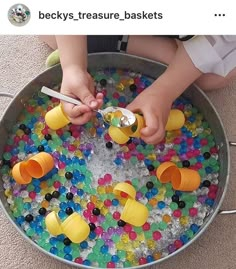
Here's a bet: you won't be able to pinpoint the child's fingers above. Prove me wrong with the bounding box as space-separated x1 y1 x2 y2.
62 102 90 118
140 110 159 137
69 111 93 125
141 127 165 145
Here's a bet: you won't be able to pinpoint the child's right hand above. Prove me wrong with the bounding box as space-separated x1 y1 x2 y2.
60 66 103 125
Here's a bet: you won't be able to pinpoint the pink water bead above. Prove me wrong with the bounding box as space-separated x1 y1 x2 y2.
137 153 145 161
58 161 66 169
68 145 77 152
209 184 218 193
95 226 103 236
186 151 194 159
75 257 83 264
129 231 137 240
72 131 80 138
107 262 116 268
173 137 182 144
51 97 59 103
104 133 112 142
186 138 194 145
208 191 217 200
104 199 112 207
83 209 91 219
173 209 182 218
153 231 162 240
189 207 198 217
112 211 121 220
41 128 48 135
200 139 208 146
195 162 203 169
139 257 147 265
87 202 95 210
89 215 98 223
210 147 218 154
112 92 120 99
13 136 21 144
53 181 61 189
56 129 64 136
118 102 126 108
98 177 106 185
29 191 36 200
128 143 136 151
104 173 112 183
124 152 131 160
174 239 183 249
168 149 176 156
142 222 151 231
123 224 132 233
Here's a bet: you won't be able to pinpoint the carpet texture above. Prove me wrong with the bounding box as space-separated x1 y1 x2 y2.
0 35 236 269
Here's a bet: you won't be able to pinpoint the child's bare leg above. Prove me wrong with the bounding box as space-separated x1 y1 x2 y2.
127 35 178 65
39 35 57 50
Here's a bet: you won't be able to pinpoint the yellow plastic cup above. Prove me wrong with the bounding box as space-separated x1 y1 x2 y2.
45 104 70 130
113 182 136 200
108 125 130 144
12 162 32 184
45 211 63 236
171 168 201 191
120 198 149 227
165 109 185 131
26 152 54 178
61 213 90 243
156 162 178 183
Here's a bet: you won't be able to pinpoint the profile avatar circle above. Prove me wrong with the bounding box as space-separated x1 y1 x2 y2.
8 4 31 26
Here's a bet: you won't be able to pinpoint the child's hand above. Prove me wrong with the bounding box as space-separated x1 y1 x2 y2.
60 66 103 125
126 85 173 144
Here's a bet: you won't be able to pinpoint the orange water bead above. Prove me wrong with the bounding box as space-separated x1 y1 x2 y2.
120 79 129 86
41 200 49 208
40 181 48 189
153 252 162 260
105 185 113 194
90 195 98 203
88 127 97 137
149 198 158 207
162 214 172 223
116 83 125 92
114 110 123 118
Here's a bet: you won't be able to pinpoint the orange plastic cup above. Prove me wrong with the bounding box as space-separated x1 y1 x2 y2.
120 198 149 227
108 125 130 144
171 168 201 191
113 182 136 200
156 162 178 183
45 104 70 130
12 162 32 184
26 152 54 178
61 213 90 243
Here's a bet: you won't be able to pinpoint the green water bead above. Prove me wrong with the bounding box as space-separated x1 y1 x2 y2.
132 178 140 188
213 165 220 172
7 138 14 145
3 152 12 161
58 250 65 258
136 145 144 153
189 158 197 165
56 241 65 251
198 168 206 177
111 117 120 127
152 160 160 168
112 234 120 243
186 229 194 239
111 99 119 107
130 156 138 165
117 250 126 260
85 122 93 129
27 184 35 192
181 208 190 216
158 221 168 230
170 202 178 210
144 231 153 239
26 228 35 237
42 231 50 240
176 162 183 168
1 165 10 174
173 145 181 151
146 203 153 211
112 73 120 82
165 189 174 198
104 253 112 263
209 157 218 166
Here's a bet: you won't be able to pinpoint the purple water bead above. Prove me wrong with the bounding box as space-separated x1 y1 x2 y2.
70 186 77 194
101 232 110 241
168 244 177 253
105 239 114 248
136 191 143 200
115 227 124 236
107 227 115 236
198 195 207 204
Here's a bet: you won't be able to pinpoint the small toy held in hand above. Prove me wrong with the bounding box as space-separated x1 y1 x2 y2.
12 152 54 184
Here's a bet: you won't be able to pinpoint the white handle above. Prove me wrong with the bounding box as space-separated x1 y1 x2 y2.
41 86 82 106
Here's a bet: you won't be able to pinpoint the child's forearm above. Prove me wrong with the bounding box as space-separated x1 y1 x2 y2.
152 42 203 102
56 35 87 72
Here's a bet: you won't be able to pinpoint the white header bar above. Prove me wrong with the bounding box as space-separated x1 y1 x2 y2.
0 0 235 34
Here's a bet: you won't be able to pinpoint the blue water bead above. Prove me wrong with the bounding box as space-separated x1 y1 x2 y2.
57 234 65 241
32 179 41 187
96 112 102 119
151 187 158 195
27 122 34 129
175 191 182 196
89 231 96 240
50 247 58 255
64 246 72 254
60 155 67 162
205 198 214 207
58 210 66 220
31 116 38 124
67 201 75 209
197 155 205 162
111 255 119 263
24 203 31 210
144 159 152 166
44 145 52 153
65 158 72 165
35 215 43 223
180 234 189 244
157 201 166 210
118 96 126 103
96 127 104 135
71 177 79 185
78 158 85 165
72 156 79 164
60 202 67 210
194 142 201 149
114 158 122 166
205 167 213 174
146 255 154 263
37 98 44 105
84 150 91 158
16 216 25 225
34 186 41 193
145 191 153 200
49 237 58 246
181 126 188 133
80 241 88 249
112 199 119 206
30 221 37 229
100 245 109 254
190 224 200 234
41 139 48 146
186 131 193 138
59 186 66 194
104 97 109 103
188 116 196 123
12 148 19 155
83 260 91 266
74 203 81 212
77 189 84 197
64 254 73 261
35 226 43 234
30 146 37 153
77 174 85 182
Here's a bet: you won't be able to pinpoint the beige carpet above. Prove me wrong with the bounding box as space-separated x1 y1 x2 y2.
0 36 236 269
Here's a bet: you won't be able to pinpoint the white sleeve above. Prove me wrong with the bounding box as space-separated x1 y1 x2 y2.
183 35 236 77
